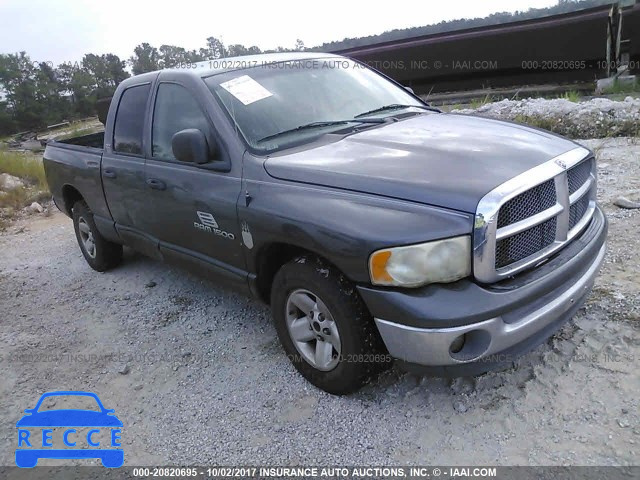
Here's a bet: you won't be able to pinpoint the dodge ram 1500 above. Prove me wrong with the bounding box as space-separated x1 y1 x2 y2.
43 52 607 394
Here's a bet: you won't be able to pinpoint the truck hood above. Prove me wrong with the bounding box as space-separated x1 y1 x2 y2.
264 113 579 213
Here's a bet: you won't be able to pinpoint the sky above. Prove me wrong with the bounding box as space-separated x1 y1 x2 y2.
0 0 558 66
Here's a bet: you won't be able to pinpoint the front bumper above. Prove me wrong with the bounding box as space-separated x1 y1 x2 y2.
358 206 607 375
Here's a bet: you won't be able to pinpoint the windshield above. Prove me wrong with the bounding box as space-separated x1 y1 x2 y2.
204 58 427 153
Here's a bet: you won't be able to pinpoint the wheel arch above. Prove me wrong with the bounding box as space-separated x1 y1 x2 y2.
254 242 346 305
61 184 84 217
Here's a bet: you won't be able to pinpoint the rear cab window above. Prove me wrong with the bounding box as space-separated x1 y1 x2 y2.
113 84 151 155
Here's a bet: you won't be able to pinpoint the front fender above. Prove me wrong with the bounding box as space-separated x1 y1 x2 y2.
240 175 473 283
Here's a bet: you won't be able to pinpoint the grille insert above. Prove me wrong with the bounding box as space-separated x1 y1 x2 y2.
495 217 557 269
569 193 591 230
497 179 556 228
568 159 592 195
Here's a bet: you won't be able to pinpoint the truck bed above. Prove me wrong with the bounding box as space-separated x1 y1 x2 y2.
57 131 104 149
43 132 112 222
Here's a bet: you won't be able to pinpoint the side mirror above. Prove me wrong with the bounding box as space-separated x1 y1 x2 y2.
171 129 212 164
404 86 415 94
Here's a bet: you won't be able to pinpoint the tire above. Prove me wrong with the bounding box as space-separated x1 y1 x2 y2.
271 255 390 395
72 201 122 272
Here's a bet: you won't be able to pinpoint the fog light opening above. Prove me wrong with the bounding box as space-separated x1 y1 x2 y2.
449 329 492 362
449 334 466 354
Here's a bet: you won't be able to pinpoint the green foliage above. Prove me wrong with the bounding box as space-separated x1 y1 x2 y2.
129 43 161 75
469 95 493 109
0 149 49 227
512 114 559 131
561 90 581 102
0 34 304 133
0 51 129 134
0 149 47 190
601 78 640 95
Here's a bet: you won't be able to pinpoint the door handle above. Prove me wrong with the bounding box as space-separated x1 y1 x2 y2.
146 178 167 191
103 169 117 179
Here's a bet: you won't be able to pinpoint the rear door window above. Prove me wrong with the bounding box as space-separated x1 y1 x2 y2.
113 84 151 155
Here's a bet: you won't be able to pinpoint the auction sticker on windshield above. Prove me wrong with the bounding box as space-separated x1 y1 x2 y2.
220 75 273 105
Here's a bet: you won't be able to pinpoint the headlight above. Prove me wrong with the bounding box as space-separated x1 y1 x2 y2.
369 236 471 287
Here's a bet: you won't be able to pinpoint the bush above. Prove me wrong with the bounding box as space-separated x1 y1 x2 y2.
0 149 49 228
0 149 47 190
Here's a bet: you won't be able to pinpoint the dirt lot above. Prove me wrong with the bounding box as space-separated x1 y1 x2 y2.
0 137 638 467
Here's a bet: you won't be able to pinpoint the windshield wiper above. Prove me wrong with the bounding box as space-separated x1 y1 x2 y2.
257 118 386 143
354 103 440 118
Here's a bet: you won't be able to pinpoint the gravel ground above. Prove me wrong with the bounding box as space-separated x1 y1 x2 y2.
453 96 640 138
0 138 638 467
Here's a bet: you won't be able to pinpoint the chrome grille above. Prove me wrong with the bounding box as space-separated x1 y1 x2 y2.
568 159 592 195
497 179 556 228
495 217 557 268
569 190 591 230
474 147 597 283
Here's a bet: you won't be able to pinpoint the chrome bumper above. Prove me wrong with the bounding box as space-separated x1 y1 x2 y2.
375 243 606 366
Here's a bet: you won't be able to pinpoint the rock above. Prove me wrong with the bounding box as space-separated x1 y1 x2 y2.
145 281 157 288
117 363 130 375
617 418 630 428
29 202 44 213
0 173 25 191
453 401 468 413
614 197 640 209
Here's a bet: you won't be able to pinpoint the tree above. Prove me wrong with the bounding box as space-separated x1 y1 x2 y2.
34 61 72 125
204 36 227 59
68 68 96 117
103 54 129 88
227 44 249 57
159 45 187 68
295 39 305 51
0 52 43 130
0 101 16 135
129 43 160 75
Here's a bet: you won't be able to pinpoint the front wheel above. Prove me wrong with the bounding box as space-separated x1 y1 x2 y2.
271 255 390 395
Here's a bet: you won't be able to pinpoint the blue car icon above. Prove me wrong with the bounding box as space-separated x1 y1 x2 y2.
16 391 123 468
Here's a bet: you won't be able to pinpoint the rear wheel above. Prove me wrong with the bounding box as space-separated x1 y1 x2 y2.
271 255 390 395
72 201 122 272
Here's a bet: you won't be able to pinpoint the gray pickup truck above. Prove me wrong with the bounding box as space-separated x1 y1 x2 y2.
44 52 607 394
